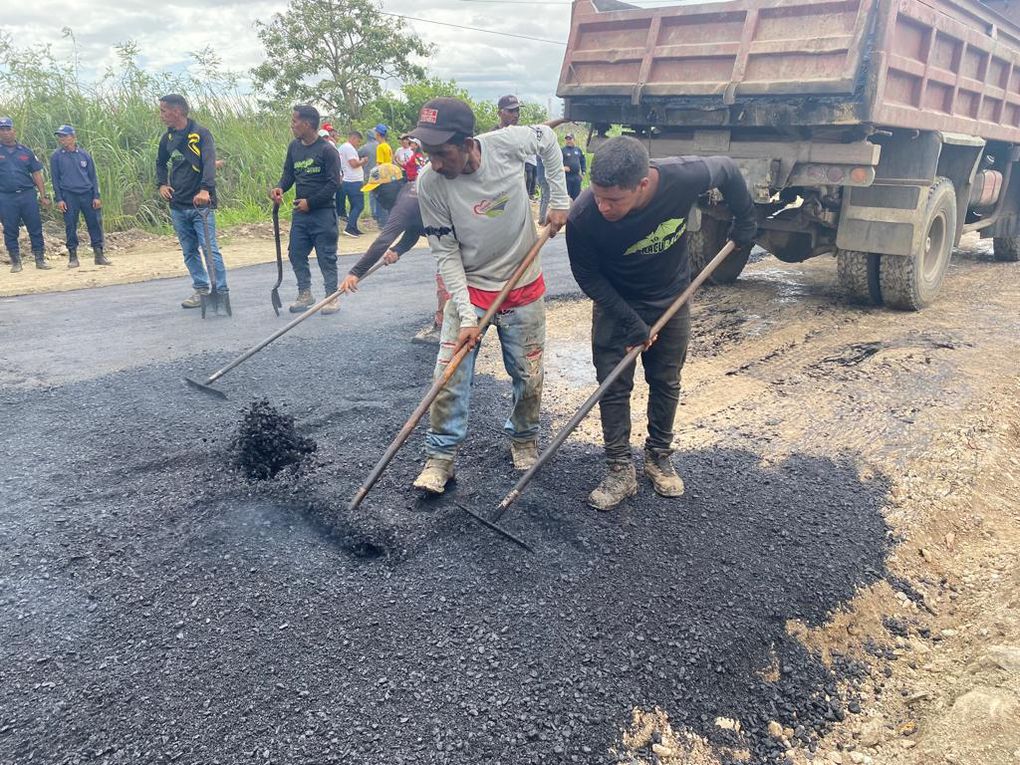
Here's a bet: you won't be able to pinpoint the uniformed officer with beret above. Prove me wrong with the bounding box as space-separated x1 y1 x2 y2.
0 117 51 272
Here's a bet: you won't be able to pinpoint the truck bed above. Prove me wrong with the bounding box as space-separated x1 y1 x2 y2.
559 0 1020 142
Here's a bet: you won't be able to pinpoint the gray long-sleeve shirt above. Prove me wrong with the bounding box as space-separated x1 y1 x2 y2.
416 124 570 327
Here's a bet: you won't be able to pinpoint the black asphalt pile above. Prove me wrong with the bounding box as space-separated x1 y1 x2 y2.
0 325 893 765
231 399 317 480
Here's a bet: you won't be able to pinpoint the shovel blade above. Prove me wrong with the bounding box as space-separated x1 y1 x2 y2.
183 376 228 400
271 288 282 316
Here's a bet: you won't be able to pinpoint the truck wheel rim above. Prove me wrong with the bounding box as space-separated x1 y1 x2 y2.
923 211 946 281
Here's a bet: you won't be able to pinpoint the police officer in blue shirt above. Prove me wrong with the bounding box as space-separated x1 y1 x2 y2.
51 125 111 269
0 117 51 272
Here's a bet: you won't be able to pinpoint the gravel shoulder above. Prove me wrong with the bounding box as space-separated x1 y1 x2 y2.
0 218 398 299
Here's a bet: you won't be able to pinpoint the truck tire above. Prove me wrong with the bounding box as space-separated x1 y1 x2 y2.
836 250 881 305
879 177 956 310
688 216 751 285
992 236 1020 262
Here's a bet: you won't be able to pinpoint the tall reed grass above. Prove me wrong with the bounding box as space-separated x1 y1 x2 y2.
0 38 291 232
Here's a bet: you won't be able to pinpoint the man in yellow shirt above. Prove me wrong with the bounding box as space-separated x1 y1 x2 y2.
374 125 392 165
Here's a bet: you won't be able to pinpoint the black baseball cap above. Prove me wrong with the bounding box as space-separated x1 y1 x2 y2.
411 98 476 146
497 94 520 110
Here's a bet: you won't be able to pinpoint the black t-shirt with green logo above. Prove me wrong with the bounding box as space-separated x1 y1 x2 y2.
278 137 342 211
566 156 756 345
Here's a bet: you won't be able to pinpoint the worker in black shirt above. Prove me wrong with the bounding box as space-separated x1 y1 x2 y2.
566 136 756 511
156 94 228 310
0 116 51 272
561 133 587 200
50 125 111 268
270 104 343 316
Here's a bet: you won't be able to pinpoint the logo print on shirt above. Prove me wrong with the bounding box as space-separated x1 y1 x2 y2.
624 218 687 257
472 193 510 218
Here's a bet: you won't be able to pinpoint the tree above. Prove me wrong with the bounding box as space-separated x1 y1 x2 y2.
363 79 550 135
363 77 471 133
251 0 433 122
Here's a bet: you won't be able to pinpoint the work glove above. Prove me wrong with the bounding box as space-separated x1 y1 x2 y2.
728 216 759 248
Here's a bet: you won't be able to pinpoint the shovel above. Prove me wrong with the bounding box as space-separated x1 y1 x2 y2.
468 241 738 548
183 259 388 399
346 228 553 523
271 202 284 315
197 204 231 318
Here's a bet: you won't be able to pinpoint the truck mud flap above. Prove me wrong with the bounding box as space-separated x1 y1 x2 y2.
836 184 926 257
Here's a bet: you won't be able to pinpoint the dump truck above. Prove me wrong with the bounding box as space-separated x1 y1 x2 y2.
558 0 1020 308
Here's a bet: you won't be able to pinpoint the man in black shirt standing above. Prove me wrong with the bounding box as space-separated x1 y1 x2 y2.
270 105 343 315
156 94 228 309
561 133 587 200
566 136 756 511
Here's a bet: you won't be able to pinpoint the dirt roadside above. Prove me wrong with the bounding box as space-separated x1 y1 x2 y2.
0 219 402 298
476 233 1020 765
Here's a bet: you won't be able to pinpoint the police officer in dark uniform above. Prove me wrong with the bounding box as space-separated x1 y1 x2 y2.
0 117 51 272
561 133 587 201
50 125 111 268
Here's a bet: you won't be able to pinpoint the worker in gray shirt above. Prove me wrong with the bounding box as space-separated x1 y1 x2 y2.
410 97 569 494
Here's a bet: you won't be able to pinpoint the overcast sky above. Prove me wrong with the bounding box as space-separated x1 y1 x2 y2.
3 0 587 110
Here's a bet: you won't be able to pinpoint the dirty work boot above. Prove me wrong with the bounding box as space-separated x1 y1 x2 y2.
411 323 442 345
181 290 207 309
93 247 111 266
413 457 455 495
10 256 22 273
289 289 314 313
643 450 686 498
67 249 80 268
34 252 52 270
510 439 539 471
587 462 638 511
319 296 340 316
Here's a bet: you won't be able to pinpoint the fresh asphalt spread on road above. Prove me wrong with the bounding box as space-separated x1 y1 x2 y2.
0 239 891 764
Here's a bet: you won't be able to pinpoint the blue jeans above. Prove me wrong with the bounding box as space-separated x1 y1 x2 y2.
0 190 44 258
369 191 380 221
171 207 228 292
62 191 104 251
288 206 338 293
342 182 365 233
426 297 546 459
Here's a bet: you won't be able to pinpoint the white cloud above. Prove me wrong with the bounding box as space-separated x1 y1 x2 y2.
4 0 574 109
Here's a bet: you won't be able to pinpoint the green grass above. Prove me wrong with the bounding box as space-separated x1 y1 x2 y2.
0 39 292 233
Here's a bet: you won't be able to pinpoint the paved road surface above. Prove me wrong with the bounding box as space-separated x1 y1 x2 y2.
0 237 579 389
